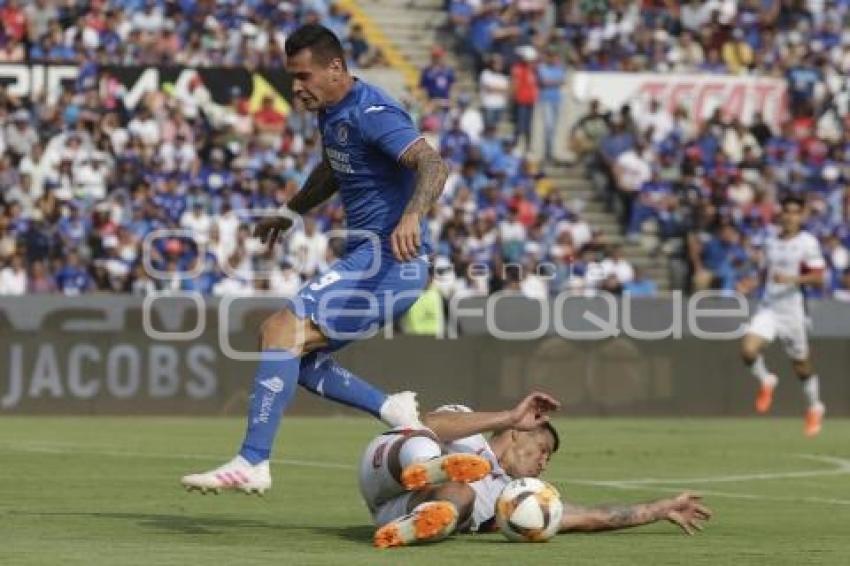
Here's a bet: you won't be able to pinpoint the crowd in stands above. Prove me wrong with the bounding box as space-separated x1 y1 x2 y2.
7 0 850 306
445 0 850 299
0 0 649 305
0 0 385 69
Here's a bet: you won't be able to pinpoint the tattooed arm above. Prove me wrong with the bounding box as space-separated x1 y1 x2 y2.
254 155 340 250
390 138 449 262
560 492 712 535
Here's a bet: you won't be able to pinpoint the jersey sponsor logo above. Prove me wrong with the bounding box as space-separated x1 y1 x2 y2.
259 376 285 394
336 123 349 145
326 147 354 174
364 105 386 114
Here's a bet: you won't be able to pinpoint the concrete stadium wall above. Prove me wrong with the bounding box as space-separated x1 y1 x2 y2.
1 296 848 416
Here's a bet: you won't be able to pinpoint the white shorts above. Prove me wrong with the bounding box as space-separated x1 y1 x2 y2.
745 307 809 360
357 428 439 527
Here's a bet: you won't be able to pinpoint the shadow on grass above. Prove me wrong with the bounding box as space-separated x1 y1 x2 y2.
15 511 379 539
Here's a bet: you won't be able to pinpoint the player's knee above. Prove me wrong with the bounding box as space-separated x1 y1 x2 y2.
432 482 475 523
792 359 812 378
260 310 304 354
740 340 759 363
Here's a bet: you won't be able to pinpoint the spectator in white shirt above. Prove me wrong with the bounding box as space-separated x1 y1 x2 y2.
269 258 303 297
288 216 328 278
555 213 593 251
520 258 549 300
18 142 49 198
159 134 198 174
216 204 240 261
478 54 510 130
614 141 652 195
636 99 674 145
128 107 160 147
132 0 164 33
180 202 212 246
458 94 484 143
498 207 527 261
833 268 850 302
0 254 27 295
600 244 635 286
213 252 254 296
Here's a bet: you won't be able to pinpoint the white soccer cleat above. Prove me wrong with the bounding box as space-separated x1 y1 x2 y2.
181 456 271 495
380 391 423 428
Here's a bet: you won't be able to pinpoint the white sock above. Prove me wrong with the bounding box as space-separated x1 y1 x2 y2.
801 375 821 408
749 356 776 387
398 436 442 469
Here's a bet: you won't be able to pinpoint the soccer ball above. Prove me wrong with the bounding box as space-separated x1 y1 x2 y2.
495 477 563 542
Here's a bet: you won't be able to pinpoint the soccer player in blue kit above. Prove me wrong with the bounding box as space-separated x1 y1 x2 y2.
181 25 450 494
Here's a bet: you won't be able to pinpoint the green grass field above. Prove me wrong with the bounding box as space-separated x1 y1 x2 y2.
1 417 849 566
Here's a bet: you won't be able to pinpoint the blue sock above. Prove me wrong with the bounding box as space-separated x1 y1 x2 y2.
239 349 300 464
298 352 387 418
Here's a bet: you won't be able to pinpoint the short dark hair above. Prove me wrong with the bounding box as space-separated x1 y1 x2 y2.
781 194 805 210
285 24 346 68
542 422 560 454
492 422 561 454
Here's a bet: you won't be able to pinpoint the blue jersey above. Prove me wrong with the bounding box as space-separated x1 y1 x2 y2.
318 79 431 255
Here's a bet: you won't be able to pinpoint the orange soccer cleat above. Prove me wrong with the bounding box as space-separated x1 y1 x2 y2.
400 453 491 491
373 501 458 549
804 403 825 437
755 379 777 414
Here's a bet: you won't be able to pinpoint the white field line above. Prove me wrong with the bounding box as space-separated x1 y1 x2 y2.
560 454 850 487
0 441 356 471
4 442 850 506
552 480 850 507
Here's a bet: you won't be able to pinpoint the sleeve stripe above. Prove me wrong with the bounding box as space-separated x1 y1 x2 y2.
395 135 425 162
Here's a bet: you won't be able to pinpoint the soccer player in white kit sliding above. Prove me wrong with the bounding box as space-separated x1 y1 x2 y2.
360 392 711 548
740 195 827 436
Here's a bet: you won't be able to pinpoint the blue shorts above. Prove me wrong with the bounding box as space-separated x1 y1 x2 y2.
293 242 429 352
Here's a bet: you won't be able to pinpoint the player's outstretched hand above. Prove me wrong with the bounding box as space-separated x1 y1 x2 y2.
254 216 293 253
664 492 712 535
391 212 421 262
509 391 561 431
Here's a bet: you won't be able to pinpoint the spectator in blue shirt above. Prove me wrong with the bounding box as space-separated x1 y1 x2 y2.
57 205 89 250
152 179 188 226
786 60 822 114
700 224 749 291
448 0 474 42
55 251 93 296
623 267 659 297
440 117 471 167
197 148 235 194
419 46 455 104
536 49 567 162
627 172 674 237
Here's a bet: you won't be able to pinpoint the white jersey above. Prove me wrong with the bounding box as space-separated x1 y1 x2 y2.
761 230 825 313
358 405 512 530
435 405 511 531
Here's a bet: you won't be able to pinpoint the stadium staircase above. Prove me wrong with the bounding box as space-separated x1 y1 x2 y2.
351 0 671 292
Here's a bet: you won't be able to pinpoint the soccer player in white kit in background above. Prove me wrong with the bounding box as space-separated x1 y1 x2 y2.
740 195 827 436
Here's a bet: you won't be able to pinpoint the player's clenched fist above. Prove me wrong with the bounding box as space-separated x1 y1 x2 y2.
391 212 421 262
509 391 561 430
